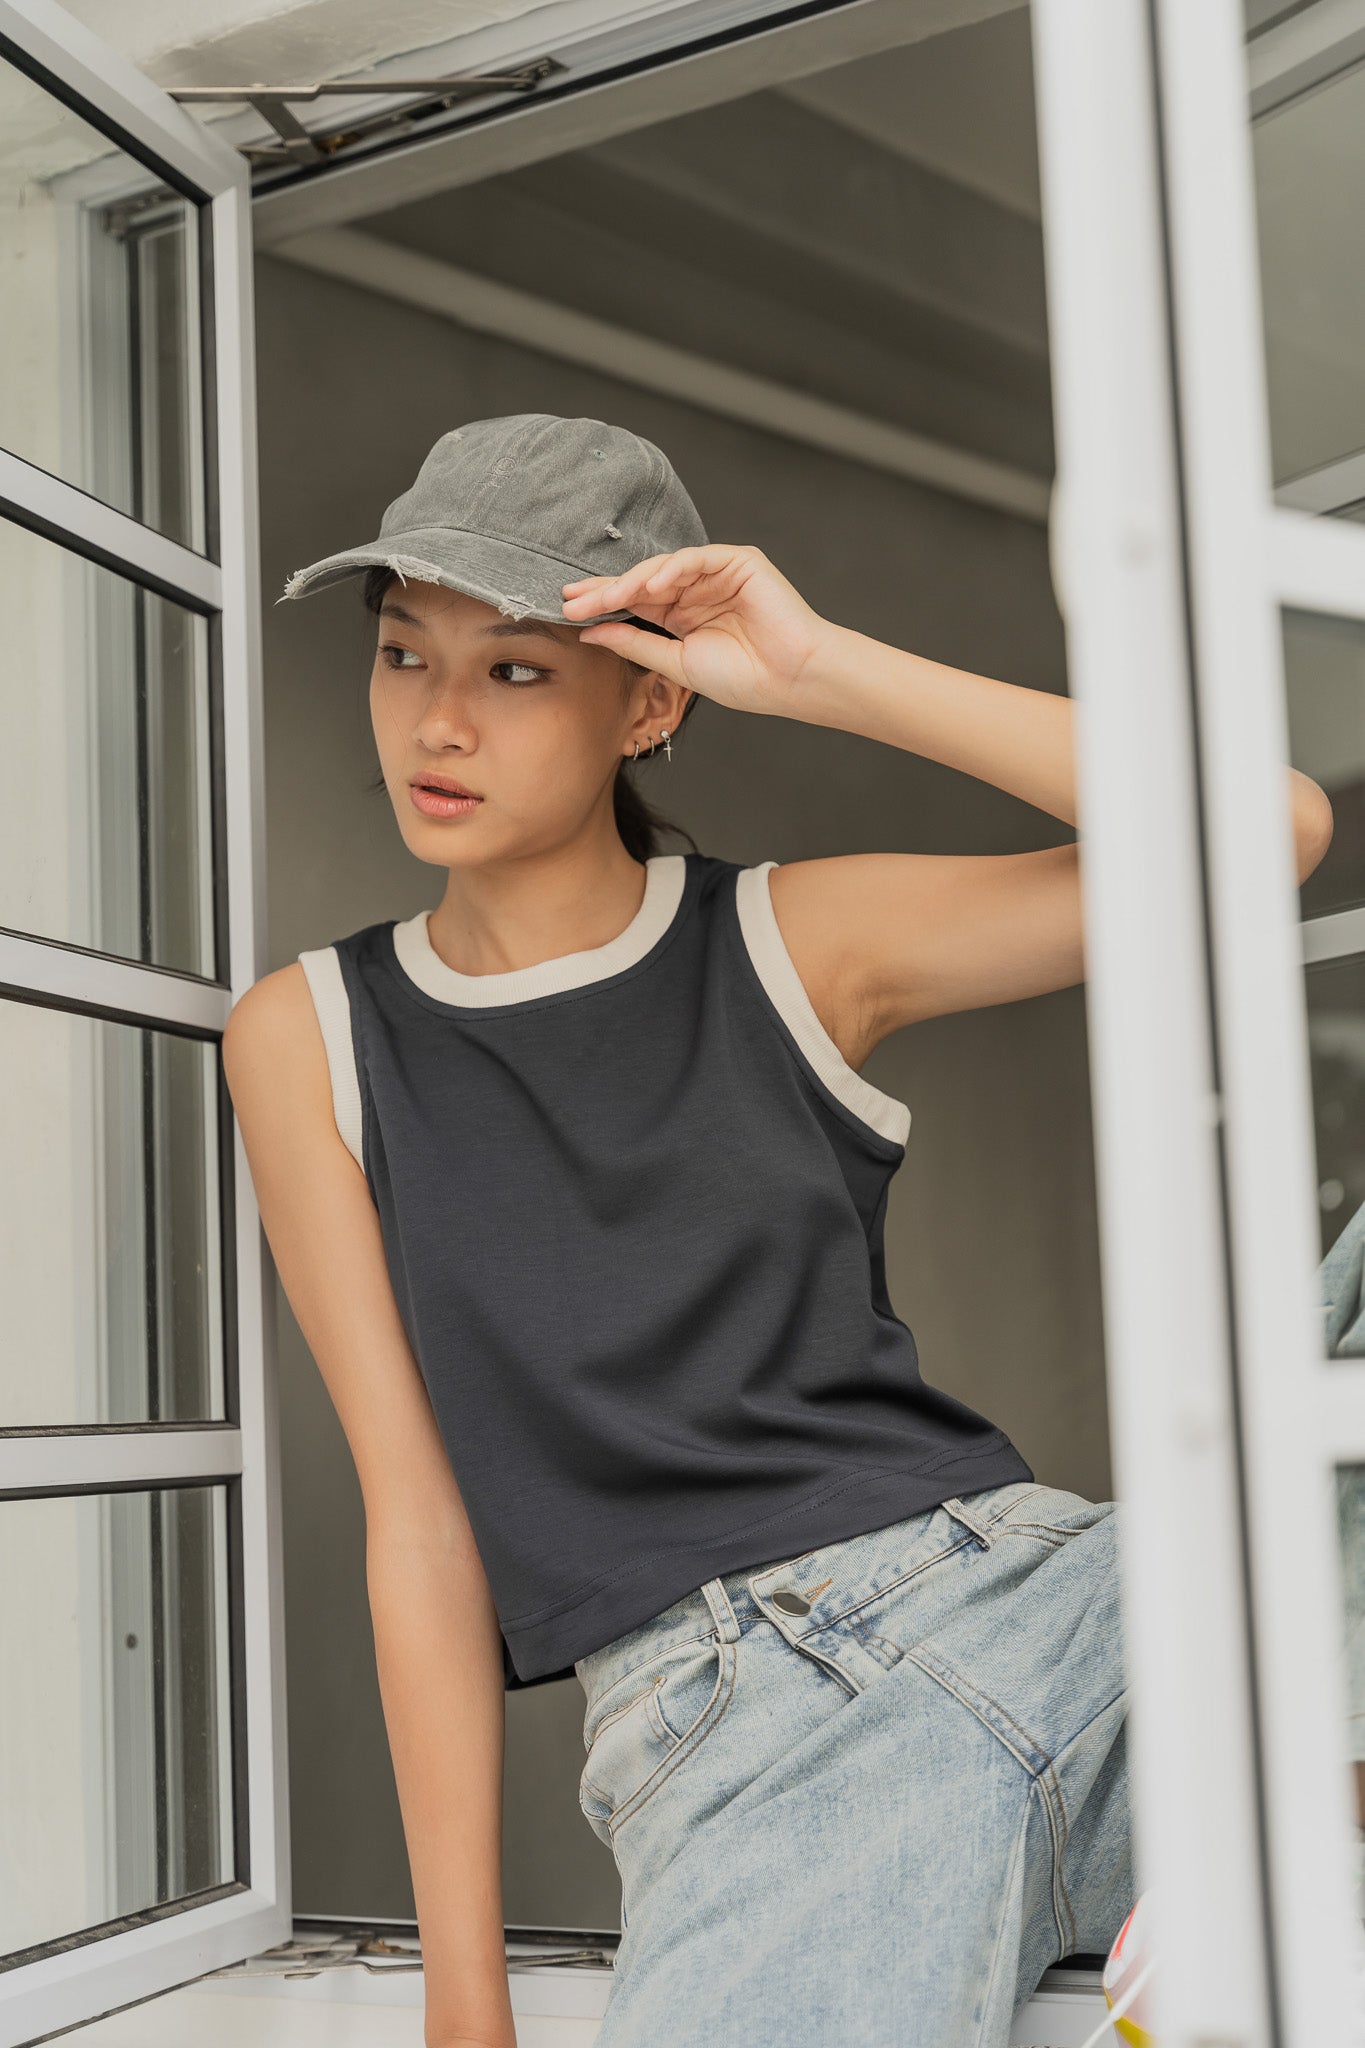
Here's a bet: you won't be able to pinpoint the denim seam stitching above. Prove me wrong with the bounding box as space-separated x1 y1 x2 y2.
911 1641 1083 1954
643 1637 728 1747
983 1484 1049 1526
1039 1759 1076 1953
973 1792 1035 2048
580 1642 724 1814
582 1626 715 1721
1045 1683 1128 1944
608 1638 737 1838
847 1612 904 1669
906 1644 1054 1775
584 1676 657 1743
792 1534 975 1640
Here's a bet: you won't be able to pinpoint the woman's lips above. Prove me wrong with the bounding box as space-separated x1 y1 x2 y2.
410 782 483 819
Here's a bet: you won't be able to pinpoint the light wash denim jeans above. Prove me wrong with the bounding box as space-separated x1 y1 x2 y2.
574 1479 1131 2047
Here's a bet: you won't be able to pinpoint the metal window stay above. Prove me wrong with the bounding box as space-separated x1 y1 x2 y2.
168 60 565 168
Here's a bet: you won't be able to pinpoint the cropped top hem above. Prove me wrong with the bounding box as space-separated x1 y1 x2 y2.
504 1431 1035 1687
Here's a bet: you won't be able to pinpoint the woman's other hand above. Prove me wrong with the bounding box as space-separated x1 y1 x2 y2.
561 543 834 716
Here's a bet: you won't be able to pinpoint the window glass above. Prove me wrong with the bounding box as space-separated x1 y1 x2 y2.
0 54 206 549
1335 1466 1365 1911
0 517 215 975
1305 954 1365 1264
0 1485 234 1961
1285 609 1365 1273
1285 609 1365 922
1248 7 1365 496
0 999 225 1425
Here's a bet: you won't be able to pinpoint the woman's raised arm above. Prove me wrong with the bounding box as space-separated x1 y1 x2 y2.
562 544 1335 1045
222 965 516 2048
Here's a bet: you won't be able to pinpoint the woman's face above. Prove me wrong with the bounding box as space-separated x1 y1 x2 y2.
369 578 665 867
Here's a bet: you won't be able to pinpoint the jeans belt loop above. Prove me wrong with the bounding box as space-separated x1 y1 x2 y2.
701 1576 742 1643
941 1496 994 1549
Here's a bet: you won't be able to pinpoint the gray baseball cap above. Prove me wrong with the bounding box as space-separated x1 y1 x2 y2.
276 411 707 626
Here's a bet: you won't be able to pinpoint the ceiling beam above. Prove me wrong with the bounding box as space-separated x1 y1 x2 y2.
269 226 1051 522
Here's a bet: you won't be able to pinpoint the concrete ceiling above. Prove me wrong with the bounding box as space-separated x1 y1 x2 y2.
32 0 1050 493
780 9 1040 221
58 0 1022 93
357 45 1052 482
24 3 1039 250
58 0 695 90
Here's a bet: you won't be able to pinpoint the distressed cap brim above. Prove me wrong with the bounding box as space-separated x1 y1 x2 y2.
275 523 637 626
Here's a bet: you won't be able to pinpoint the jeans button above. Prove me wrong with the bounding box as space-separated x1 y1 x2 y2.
771 1587 811 1616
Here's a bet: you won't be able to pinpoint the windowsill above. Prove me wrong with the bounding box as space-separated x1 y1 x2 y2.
73 1920 1115 2046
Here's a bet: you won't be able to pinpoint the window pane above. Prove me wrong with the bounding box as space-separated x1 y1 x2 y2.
1249 9 1365 491
1334 1467 1365 1912
1285 609 1365 921
0 999 225 1425
0 54 206 549
0 1485 234 1961
0 518 215 975
1307 955 1365 1275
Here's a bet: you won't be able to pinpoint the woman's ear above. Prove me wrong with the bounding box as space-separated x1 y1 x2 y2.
643 671 693 729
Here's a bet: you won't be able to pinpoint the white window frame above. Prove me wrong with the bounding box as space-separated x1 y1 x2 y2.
1035 0 1365 2042
0 4 287 2042
1157 4 1365 2041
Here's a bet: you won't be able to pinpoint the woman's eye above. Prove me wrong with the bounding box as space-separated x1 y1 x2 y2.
380 643 422 669
492 660 546 685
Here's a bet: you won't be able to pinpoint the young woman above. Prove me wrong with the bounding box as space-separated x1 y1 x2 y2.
224 412 1333 2048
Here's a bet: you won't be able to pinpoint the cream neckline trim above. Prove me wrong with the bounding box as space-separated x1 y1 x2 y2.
390 852 687 1007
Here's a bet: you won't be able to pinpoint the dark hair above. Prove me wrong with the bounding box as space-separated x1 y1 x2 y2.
360 565 699 860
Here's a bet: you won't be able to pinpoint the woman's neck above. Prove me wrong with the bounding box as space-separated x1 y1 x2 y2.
424 837 649 980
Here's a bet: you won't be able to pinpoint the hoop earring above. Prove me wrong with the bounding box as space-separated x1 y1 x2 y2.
646 733 656 757
631 740 640 760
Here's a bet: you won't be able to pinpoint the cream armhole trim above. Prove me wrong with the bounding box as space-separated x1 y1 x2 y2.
297 946 365 1172
734 861 912 1148
390 851 688 1007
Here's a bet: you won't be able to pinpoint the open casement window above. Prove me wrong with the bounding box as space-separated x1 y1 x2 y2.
1034 0 1365 2042
0 2 285 2040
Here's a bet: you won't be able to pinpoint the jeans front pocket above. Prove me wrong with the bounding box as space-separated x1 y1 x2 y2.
578 1626 734 1843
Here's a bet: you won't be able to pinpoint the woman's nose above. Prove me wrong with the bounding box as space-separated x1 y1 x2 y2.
407 672 478 744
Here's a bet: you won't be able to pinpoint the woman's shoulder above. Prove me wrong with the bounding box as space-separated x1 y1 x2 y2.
223 958 328 1078
223 958 367 1172
226 913 391 1040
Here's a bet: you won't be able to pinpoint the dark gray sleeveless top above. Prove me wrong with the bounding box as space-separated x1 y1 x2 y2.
299 851 1032 1688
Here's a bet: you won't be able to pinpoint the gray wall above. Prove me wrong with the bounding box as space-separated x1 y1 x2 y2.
255 250 1108 1932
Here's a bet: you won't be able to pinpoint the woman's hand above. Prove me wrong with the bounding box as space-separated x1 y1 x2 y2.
560 543 834 716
